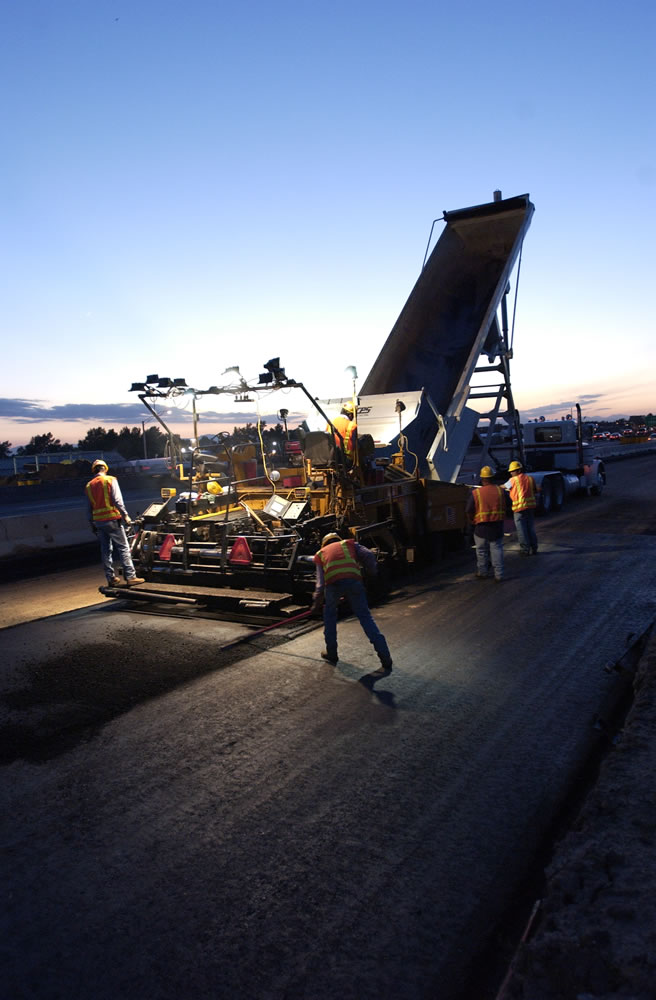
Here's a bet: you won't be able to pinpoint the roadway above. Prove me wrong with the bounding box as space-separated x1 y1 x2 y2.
2 454 656 999
0 485 159 563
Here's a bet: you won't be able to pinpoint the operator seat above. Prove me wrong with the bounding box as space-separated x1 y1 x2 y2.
302 431 337 467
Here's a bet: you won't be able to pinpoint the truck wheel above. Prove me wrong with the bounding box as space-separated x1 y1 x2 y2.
550 475 565 511
590 466 606 495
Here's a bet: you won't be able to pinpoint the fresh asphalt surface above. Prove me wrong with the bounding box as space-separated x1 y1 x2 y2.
2 456 656 999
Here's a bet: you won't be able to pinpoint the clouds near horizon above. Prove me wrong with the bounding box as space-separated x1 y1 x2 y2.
0 397 296 444
0 386 650 451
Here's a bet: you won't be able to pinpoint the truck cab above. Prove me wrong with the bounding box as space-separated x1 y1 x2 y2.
523 418 586 472
521 415 605 512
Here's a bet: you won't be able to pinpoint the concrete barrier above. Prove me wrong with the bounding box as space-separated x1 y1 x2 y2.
0 509 93 560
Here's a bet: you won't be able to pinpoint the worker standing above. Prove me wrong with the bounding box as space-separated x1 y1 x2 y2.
329 402 357 460
86 459 145 587
312 532 392 673
466 466 509 581
505 460 539 555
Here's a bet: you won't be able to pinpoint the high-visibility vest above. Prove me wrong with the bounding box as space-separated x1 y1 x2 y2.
86 474 121 523
314 538 362 584
473 484 506 523
508 473 537 512
330 415 356 457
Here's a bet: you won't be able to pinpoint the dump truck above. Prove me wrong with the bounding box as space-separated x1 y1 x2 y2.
360 190 605 512
103 191 538 618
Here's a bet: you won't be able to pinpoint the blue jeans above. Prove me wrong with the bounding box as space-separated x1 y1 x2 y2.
474 534 504 580
96 521 138 583
514 510 538 554
323 579 391 665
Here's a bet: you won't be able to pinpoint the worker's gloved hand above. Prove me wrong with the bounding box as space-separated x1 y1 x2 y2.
124 517 132 527
310 592 324 614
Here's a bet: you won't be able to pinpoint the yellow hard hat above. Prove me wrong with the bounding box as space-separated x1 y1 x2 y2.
321 532 342 547
508 460 523 472
341 401 355 416
92 459 108 472
206 479 222 495
480 466 494 478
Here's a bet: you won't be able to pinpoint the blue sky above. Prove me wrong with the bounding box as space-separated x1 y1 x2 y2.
1 0 654 447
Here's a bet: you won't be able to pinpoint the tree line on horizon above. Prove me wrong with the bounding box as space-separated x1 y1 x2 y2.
4 414 649 463
0 421 289 461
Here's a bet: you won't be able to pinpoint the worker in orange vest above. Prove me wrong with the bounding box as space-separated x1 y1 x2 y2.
329 401 357 460
465 466 510 581
86 459 145 587
312 532 392 674
505 460 539 556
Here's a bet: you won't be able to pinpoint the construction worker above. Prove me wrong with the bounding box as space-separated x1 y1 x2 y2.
329 402 357 460
86 459 145 587
312 532 393 674
466 466 510 581
505 460 539 555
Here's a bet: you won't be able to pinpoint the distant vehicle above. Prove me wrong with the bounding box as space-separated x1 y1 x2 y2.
609 433 621 440
114 457 176 479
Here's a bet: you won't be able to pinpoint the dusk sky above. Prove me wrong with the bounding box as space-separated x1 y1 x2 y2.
1 0 654 449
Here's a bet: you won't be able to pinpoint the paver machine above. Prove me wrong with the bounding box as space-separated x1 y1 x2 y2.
105 361 470 619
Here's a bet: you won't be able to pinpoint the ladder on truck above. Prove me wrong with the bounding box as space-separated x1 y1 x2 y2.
460 294 526 483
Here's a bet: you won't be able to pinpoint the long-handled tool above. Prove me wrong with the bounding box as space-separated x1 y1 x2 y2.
217 608 315 652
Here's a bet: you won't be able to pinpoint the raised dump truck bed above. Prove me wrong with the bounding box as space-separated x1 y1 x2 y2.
361 193 534 482
361 194 534 408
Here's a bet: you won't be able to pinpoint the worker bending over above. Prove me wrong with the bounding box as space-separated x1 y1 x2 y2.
466 466 510 582
505 460 539 555
312 532 392 674
86 459 145 587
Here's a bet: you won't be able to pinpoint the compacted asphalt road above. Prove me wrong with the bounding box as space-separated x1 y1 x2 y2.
2 455 656 1000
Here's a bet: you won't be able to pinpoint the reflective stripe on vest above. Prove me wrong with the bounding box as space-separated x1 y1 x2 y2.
86 474 121 522
318 539 362 584
473 484 506 524
509 473 537 512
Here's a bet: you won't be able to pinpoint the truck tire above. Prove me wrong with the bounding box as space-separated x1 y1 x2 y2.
590 464 606 495
550 475 565 511
539 477 553 515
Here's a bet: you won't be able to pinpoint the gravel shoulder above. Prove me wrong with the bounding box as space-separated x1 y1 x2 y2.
505 626 656 1000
